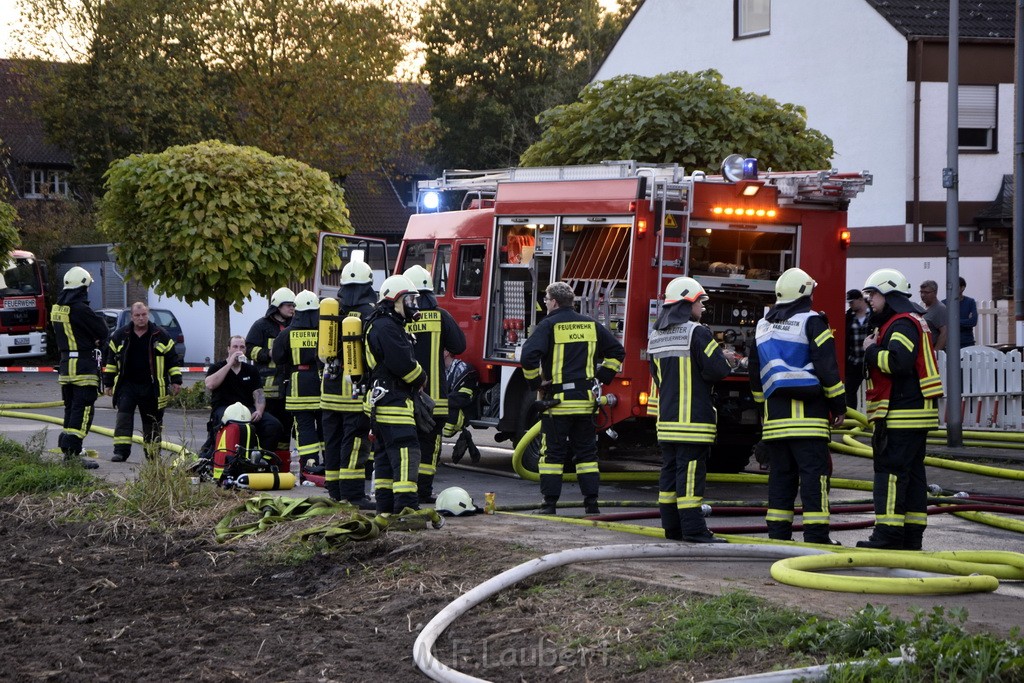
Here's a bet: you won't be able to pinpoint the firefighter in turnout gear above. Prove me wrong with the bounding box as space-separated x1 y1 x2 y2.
363 274 427 513
444 350 481 464
272 290 324 476
402 264 467 503
648 277 731 543
245 287 295 450
320 260 376 507
51 267 108 469
520 281 625 515
748 268 846 545
857 268 943 550
103 302 183 462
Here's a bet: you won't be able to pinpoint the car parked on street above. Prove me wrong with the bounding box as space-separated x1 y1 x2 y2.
100 307 187 363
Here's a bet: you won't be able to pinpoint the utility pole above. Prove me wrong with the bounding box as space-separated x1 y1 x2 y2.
1015 1 1024 347
945 0 963 447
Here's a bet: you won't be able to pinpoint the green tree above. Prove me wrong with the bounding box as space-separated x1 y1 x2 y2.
0 203 18 257
204 0 418 176
97 140 353 358
520 70 835 173
15 0 422 193
15 0 221 196
420 0 634 170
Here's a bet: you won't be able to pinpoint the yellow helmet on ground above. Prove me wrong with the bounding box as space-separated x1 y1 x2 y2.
664 277 707 305
863 268 911 296
63 266 93 290
223 402 252 423
775 268 817 304
435 486 478 516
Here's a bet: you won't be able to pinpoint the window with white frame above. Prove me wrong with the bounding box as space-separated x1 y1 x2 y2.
22 168 70 198
736 0 770 38
959 85 997 152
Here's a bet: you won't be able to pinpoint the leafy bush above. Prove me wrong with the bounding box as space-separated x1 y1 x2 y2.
167 381 209 410
785 605 1024 682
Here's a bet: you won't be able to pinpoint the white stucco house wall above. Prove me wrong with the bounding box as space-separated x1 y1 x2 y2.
594 0 1014 259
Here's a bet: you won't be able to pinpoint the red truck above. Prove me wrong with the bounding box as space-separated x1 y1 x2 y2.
1 250 48 361
316 160 869 472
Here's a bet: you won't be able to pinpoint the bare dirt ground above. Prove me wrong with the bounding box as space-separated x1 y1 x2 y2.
4 487 1024 683
0 493 822 683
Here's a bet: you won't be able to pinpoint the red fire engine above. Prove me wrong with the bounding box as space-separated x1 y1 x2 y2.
1 250 49 361
317 160 870 472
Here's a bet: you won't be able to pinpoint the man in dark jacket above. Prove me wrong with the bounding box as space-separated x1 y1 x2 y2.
520 281 625 515
321 261 376 506
748 268 846 545
245 287 295 450
272 290 323 476
363 274 426 514
403 265 467 503
51 266 108 469
103 302 182 462
858 268 943 550
648 277 732 543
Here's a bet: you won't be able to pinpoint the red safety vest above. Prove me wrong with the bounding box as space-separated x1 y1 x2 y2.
865 312 943 427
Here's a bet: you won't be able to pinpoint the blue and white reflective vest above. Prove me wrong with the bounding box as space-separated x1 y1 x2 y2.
754 312 819 397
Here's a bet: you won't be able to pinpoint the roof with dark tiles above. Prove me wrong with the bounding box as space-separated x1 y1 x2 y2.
0 59 73 167
865 0 1015 39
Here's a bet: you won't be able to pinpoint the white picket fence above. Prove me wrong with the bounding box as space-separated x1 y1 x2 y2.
936 347 1024 431
975 299 1010 347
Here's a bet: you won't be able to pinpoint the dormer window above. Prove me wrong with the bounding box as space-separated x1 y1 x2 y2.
22 168 70 198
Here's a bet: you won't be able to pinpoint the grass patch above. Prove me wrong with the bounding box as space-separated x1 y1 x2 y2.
115 454 220 518
0 431 100 496
786 605 1024 681
635 590 805 669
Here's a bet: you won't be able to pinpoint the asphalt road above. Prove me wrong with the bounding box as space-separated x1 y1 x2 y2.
3 370 1024 555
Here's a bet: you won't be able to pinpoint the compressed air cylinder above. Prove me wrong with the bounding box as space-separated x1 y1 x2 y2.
236 472 296 490
341 313 365 377
318 297 340 363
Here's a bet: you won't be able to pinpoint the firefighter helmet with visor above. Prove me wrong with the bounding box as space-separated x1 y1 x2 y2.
863 268 911 296
403 265 433 292
270 287 296 308
63 266 93 290
664 277 707 305
775 268 817 304
341 261 373 285
435 486 478 516
294 290 319 312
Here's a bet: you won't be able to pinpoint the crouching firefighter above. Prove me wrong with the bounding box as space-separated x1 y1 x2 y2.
363 275 427 514
648 277 731 543
858 268 943 551
444 350 481 464
320 260 376 507
520 281 625 515
748 268 846 545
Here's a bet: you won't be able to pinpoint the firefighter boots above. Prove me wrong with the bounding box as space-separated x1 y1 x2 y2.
856 524 905 550
680 530 726 544
903 525 925 551
534 497 558 515
766 521 793 541
325 480 341 502
584 496 600 515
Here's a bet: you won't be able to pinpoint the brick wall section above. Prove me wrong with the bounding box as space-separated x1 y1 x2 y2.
989 233 1011 299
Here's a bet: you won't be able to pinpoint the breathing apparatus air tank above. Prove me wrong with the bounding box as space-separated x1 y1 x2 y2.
235 472 296 490
341 312 365 377
318 297 340 364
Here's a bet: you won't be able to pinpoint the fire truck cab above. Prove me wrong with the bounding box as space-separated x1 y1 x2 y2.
1 250 49 361
366 160 868 472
